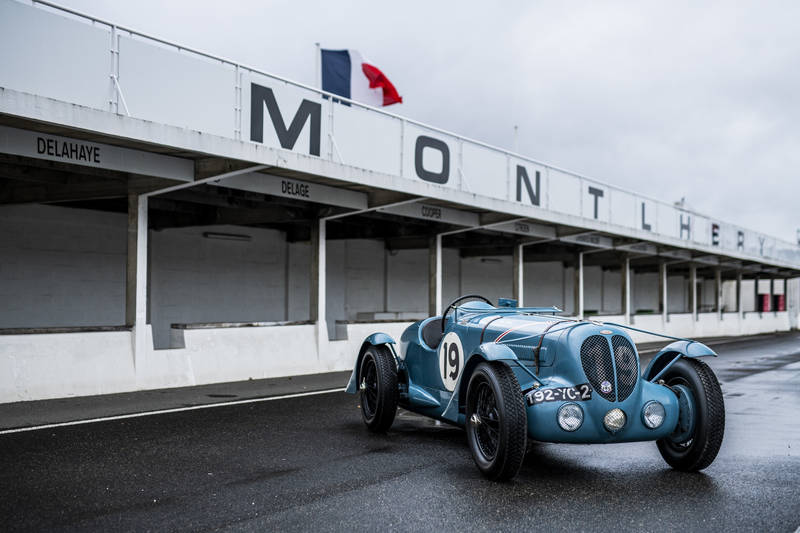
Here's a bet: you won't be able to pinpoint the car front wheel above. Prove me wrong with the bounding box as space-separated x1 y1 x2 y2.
465 362 527 481
359 345 398 432
656 358 725 471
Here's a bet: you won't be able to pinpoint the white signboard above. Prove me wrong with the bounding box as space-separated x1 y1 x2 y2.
220 173 366 210
561 233 615 249
379 202 478 227
0 125 193 182
2 0 799 269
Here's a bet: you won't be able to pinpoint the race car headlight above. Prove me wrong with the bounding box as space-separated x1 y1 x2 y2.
642 401 666 429
557 403 583 432
603 408 626 433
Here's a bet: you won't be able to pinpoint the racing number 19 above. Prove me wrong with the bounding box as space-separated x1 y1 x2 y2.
442 342 460 381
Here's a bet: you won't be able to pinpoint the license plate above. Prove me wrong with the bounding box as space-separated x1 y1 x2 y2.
526 383 592 406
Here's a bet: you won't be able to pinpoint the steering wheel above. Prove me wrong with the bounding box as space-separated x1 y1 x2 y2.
441 294 494 332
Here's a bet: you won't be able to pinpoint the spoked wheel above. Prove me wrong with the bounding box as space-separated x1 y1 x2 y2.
359 345 398 432
465 362 527 481
656 358 725 471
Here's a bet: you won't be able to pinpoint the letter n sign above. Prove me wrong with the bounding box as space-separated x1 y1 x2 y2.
250 83 321 156
516 166 540 206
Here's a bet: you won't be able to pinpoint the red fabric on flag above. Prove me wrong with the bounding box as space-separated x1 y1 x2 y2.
361 62 403 106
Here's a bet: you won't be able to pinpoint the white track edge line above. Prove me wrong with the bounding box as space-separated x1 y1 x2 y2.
0 387 345 435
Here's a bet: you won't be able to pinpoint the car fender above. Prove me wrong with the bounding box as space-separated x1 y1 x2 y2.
449 343 519 417
642 340 717 381
345 333 397 394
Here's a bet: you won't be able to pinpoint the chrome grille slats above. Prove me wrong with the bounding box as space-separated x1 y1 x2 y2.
611 335 638 401
579 335 615 401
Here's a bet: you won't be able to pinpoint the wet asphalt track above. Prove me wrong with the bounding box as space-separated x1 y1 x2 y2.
1 334 799 532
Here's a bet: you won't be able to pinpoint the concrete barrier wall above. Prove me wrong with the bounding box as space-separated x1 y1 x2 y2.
1 310 794 403
0 330 135 401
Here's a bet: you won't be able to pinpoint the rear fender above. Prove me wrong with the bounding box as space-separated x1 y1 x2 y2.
642 340 717 382
345 333 397 394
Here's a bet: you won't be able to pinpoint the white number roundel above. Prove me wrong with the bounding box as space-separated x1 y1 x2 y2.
438 332 464 392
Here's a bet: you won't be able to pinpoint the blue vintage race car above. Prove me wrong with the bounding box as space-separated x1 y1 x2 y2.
346 294 725 481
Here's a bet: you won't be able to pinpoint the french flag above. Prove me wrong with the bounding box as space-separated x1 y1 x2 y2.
320 49 403 107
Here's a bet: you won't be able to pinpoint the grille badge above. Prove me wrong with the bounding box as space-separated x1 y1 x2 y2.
600 380 613 394
600 329 613 335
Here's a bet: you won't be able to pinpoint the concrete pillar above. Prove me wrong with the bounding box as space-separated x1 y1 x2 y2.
783 278 788 311
133 195 149 368
755 275 761 314
689 264 698 321
383 247 389 313
125 194 138 327
659 261 668 323
769 278 775 313
574 252 584 319
621 256 631 323
736 271 743 320
513 243 524 306
429 235 442 316
284 240 291 320
715 268 722 320
309 219 326 323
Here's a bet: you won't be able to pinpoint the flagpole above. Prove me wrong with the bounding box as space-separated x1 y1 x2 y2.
314 42 320 89
513 125 519 153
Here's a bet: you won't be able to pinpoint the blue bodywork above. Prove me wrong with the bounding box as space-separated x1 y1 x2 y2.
346 302 716 444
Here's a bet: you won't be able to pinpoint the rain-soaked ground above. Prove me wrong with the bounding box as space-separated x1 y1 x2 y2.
0 333 798 532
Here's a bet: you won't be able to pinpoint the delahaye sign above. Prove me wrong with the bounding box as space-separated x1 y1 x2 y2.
247 81 788 262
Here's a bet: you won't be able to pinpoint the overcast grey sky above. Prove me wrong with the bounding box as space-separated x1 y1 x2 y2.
60 0 800 242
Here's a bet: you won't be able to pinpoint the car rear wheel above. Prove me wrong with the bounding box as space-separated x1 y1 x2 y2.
359 345 398 432
656 358 725 471
465 362 527 481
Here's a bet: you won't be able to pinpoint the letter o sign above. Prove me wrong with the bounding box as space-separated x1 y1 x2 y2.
414 136 450 184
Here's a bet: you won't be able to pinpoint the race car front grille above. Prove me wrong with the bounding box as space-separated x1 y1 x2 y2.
611 335 638 401
579 335 616 401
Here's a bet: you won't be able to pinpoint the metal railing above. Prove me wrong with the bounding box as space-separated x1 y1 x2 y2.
12 0 800 268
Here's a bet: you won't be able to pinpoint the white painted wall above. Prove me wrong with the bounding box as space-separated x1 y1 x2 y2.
442 248 461 308
668 275 688 313
633 272 659 314
741 279 756 311
287 241 310 321
1 204 798 403
0 204 126 328
386 248 427 313
524 261 568 311
149 225 288 348
460 256 513 304
602 268 622 313
789 278 800 329
584 266 602 313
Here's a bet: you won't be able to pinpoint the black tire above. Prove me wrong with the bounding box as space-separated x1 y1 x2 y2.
358 345 398 432
656 358 725 471
465 362 527 481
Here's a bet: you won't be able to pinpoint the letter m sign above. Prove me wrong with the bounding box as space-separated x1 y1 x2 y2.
250 83 321 156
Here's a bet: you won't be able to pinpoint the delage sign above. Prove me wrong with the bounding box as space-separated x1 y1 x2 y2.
246 81 790 263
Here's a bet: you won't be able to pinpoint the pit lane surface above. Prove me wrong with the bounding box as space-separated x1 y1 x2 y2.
2 334 799 532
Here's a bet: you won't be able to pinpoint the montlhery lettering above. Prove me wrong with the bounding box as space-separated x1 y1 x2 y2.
244 82 787 266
